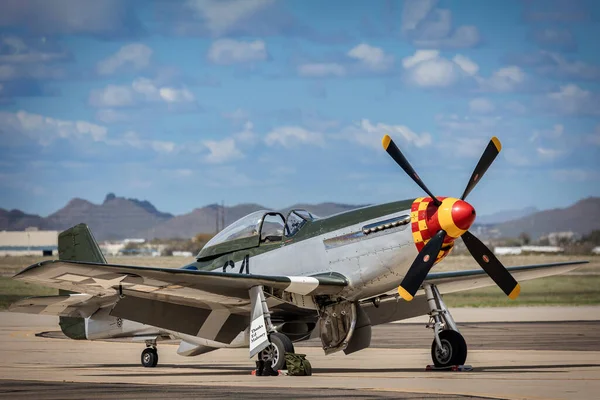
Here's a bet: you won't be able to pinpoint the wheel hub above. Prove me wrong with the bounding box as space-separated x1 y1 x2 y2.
435 339 452 364
259 344 279 367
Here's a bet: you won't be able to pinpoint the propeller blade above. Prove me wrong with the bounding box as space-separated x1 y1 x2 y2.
382 135 441 206
460 137 502 201
398 230 446 301
461 230 521 299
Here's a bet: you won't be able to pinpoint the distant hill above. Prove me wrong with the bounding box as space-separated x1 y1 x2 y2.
147 203 266 239
494 197 600 239
44 194 174 240
0 209 46 231
279 202 368 218
476 206 538 225
3 195 598 241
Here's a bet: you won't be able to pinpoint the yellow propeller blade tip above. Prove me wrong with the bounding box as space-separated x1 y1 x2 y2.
398 286 414 301
491 136 502 152
508 283 521 300
382 134 391 150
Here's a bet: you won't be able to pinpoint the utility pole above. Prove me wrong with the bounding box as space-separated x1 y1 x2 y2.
221 200 225 231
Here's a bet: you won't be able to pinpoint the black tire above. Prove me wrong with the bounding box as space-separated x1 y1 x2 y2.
141 347 158 368
259 332 294 371
430 330 467 368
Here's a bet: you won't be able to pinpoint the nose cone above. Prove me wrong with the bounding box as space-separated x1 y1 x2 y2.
451 200 476 230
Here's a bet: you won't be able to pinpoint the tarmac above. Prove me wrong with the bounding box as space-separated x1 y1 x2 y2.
1 309 599 400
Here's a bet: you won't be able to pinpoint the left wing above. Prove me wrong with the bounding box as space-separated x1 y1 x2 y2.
13 260 347 306
12 260 348 341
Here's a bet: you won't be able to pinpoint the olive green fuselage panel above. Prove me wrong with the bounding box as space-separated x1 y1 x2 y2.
189 199 413 272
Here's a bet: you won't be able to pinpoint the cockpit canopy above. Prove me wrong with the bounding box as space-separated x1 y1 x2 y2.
197 209 318 259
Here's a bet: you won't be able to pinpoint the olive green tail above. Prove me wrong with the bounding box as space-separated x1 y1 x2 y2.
58 223 106 340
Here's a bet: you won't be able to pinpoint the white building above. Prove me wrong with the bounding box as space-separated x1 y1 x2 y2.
0 228 58 256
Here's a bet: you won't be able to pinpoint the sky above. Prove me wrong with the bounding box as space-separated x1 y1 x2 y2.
0 0 599 217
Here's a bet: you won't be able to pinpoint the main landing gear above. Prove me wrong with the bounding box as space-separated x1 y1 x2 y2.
424 284 467 368
141 341 158 368
250 285 306 375
258 332 295 371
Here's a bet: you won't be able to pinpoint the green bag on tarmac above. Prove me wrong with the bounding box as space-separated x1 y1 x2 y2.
284 353 312 376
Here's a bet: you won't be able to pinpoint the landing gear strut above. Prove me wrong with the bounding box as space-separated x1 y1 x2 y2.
249 285 298 374
424 284 467 368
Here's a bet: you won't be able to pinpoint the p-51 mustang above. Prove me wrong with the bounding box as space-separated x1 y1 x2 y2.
10 135 587 371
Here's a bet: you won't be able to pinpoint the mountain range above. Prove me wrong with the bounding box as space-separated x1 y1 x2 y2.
1 193 598 241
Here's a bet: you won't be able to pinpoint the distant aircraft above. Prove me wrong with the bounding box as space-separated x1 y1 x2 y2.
10 135 587 371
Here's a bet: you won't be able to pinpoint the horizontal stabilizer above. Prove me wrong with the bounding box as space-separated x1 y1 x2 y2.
8 293 114 318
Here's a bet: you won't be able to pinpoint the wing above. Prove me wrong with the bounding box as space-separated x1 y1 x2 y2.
11 260 347 341
424 260 588 294
360 260 588 326
14 260 347 302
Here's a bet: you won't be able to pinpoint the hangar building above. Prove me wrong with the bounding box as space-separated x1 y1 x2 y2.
0 228 58 256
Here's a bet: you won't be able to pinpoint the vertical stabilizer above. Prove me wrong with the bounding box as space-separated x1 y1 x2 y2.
58 223 106 340
58 223 107 263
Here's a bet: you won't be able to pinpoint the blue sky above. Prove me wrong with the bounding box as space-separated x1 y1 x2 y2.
1 0 599 217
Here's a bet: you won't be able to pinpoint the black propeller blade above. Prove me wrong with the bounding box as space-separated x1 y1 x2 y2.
398 230 446 301
382 134 441 206
460 137 502 201
461 230 521 299
382 133 520 301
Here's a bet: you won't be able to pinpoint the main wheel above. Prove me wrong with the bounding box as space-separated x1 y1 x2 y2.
430 330 467 368
141 347 158 368
258 332 294 371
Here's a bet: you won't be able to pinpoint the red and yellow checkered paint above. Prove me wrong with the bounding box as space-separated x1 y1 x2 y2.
410 197 455 264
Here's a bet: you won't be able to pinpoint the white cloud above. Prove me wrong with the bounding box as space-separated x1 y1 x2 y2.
476 66 526 92
0 110 107 146
207 39 268 65
401 0 437 32
159 87 195 103
435 113 504 137
469 98 495 114
401 0 480 49
347 43 393 72
186 0 274 36
113 131 177 154
297 63 345 78
452 55 479 76
345 119 432 149
95 109 130 124
203 137 243 163
89 84 136 107
89 77 195 108
536 147 563 160
552 168 599 182
234 121 257 143
402 50 477 87
96 43 152 75
545 84 600 116
401 50 439 68
265 126 324 148
531 124 564 142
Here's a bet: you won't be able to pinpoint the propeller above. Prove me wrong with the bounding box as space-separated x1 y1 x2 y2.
381 134 520 301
